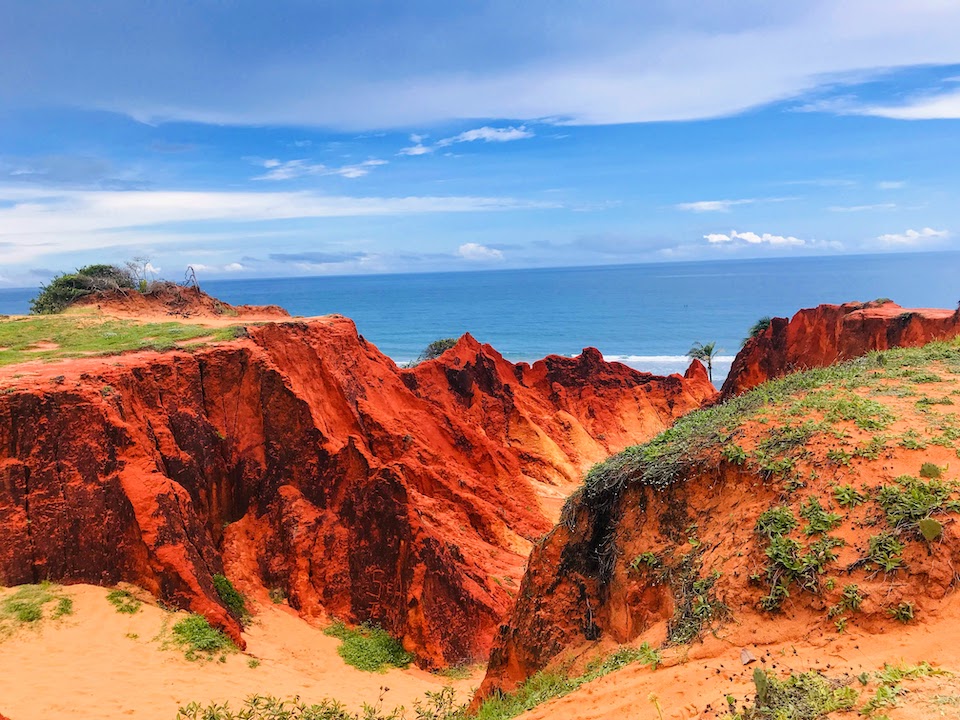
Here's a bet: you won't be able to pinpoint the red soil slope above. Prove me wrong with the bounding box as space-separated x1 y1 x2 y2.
722 300 960 397
479 338 960 702
0 317 715 667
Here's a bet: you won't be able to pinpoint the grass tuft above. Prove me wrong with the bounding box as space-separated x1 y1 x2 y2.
170 614 236 662
106 588 142 614
323 621 415 673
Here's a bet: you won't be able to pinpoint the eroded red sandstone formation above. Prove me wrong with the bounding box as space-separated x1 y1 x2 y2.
0 317 715 666
722 300 960 397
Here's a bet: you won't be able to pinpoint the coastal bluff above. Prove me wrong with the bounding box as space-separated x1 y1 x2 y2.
0 314 715 668
722 299 960 397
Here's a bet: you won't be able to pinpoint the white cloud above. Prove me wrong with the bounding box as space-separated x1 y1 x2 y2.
457 242 504 261
676 199 755 213
253 158 387 181
828 203 896 212
876 227 950 245
224 262 245 272
437 126 533 147
704 230 806 246
0 186 560 264
856 89 960 120
397 143 432 156
877 180 905 190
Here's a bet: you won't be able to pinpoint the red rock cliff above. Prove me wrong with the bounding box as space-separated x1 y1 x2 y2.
0 317 715 667
722 300 960 397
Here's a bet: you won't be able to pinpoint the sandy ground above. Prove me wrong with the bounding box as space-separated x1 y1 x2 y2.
0 585 480 720
512 605 960 720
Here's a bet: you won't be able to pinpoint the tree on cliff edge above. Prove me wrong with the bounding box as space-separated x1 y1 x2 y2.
687 341 718 383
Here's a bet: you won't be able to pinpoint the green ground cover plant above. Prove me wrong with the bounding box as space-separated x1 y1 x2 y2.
213 574 250 623
106 588 142 614
0 583 73 627
323 621 415 672
729 669 857 720
170 614 236 662
0 316 242 366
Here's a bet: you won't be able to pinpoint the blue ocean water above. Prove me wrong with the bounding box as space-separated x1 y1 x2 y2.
2 252 957 382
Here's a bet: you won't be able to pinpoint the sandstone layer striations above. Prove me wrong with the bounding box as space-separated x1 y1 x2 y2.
0 317 715 667
722 300 960 397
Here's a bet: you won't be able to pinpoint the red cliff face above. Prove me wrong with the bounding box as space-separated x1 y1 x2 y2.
0 318 715 667
722 300 960 397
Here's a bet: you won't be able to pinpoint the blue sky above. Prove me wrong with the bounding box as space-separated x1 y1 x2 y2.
0 1 958 285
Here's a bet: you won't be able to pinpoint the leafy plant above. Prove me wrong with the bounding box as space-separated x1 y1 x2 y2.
213 574 249 622
920 462 945 479
0 583 72 624
107 588 142 614
323 621 414 672
888 601 915 623
866 533 904 572
732 670 857 719
755 507 798 538
798 497 842 536
170 614 236 662
833 485 866 508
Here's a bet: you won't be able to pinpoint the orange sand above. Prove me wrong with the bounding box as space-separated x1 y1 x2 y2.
0 585 480 720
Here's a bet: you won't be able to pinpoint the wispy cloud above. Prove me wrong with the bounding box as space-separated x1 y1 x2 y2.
252 158 387 181
676 199 756 213
397 135 433 156
0 187 561 264
436 126 533 147
828 203 896 212
457 242 504 261
704 230 806 246
877 180 905 190
876 227 950 245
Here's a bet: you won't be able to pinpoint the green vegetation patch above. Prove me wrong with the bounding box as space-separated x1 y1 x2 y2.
876 474 960 534
473 645 661 720
0 583 73 626
583 339 960 505
731 669 857 720
170 614 236 662
0 316 242 367
323 621 415 672
106 588 142 614
29 263 136 315
178 687 463 720
213 574 249 623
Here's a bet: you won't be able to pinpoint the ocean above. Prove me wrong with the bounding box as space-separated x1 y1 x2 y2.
2 251 957 383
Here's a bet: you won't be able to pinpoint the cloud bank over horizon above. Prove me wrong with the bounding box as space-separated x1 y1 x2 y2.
0 1 957 284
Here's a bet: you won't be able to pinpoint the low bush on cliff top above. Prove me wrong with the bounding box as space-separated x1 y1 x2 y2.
29 263 137 314
0 315 242 366
323 621 414 672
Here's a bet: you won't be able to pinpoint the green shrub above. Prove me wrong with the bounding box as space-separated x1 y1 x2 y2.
213 574 249 622
833 485 866 508
866 533 904 572
734 669 857 719
1 583 72 624
323 621 414 672
30 264 136 314
920 462 944 479
755 507 798 538
171 614 236 662
798 497 842 536
106 589 142 614
888 601 915 623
